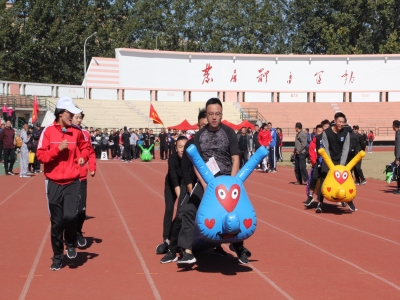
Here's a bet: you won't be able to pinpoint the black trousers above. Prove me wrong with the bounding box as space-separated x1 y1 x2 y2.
160 143 168 159
239 150 248 168
77 179 87 234
150 143 155 158
276 146 283 161
2 112 7 121
178 182 243 251
0 141 3 161
168 143 174 157
353 160 365 182
94 144 101 158
309 165 321 191
31 146 40 171
46 179 79 263
114 144 121 157
268 146 276 170
124 144 131 161
3 148 15 172
294 153 308 184
397 167 400 189
136 144 141 158
131 145 136 159
163 181 186 240
168 188 190 252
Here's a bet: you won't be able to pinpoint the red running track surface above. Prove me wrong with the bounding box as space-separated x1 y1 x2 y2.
1 160 400 299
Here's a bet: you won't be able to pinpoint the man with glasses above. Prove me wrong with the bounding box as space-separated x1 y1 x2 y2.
177 98 250 265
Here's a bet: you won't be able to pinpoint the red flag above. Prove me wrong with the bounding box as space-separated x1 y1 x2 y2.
149 104 164 126
32 95 39 123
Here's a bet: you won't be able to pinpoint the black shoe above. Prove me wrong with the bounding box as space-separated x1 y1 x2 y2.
348 201 357 212
304 196 314 207
160 250 178 264
393 189 400 195
66 246 77 259
214 246 228 257
316 203 322 213
341 202 347 208
156 241 169 254
229 244 249 264
50 261 62 271
243 246 252 258
177 251 196 264
360 180 367 185
7 171 15 175
77 233 87 248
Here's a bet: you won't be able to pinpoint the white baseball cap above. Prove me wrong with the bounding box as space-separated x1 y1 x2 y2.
56 96 82 114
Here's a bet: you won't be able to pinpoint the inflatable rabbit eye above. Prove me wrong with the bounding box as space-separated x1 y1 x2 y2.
231 188 239 199
334 171 340 179
342 171 348 180
217 188 226 200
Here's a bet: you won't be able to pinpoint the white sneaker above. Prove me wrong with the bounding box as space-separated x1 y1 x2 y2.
21 175 31 178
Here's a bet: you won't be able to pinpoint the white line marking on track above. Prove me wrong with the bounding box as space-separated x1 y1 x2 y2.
0 179 32 206
248 192 400 246
221 245 294 300
122 164 293 298
98 166 161 300
257 218 400 291
19 224 50 300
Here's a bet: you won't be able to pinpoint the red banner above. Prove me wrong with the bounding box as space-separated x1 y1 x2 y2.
32 95 39 123
149 104 164 126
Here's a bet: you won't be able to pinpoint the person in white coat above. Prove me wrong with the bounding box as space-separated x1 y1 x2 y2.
19 122 31 178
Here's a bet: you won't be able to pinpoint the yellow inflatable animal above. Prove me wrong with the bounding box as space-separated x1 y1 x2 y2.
317 148 366 202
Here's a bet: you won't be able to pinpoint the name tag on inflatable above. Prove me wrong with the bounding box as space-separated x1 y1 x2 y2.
206 157 220 175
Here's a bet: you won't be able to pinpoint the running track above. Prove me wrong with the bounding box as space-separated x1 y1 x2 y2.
1 158 400 299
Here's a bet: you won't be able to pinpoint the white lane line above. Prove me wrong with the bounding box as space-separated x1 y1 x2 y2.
98 166 161 300
0 179 32 206
122 164 293 298
257 218 400 291
248 192 400 246
19 224 50 300
221 245 294 300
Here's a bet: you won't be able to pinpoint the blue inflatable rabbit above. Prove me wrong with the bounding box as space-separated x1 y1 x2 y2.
186 145 268 251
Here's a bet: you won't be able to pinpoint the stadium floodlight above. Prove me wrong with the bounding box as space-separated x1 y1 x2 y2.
84 32 97 99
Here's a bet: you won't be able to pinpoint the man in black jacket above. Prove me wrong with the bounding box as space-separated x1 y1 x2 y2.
32 122 43 173
393 120 400 194
122 126 131 162
351 125 366 185
253 124 261 169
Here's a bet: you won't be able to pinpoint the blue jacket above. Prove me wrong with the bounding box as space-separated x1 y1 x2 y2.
269 128 277 147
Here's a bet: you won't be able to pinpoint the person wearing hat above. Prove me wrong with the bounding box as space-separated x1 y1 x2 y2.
32 122 43 173
36 96 90 271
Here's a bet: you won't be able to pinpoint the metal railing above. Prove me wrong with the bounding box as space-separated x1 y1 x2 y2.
240 108 267 123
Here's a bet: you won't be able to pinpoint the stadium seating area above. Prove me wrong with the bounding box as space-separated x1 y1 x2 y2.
241 102 396 141
47 98 242 130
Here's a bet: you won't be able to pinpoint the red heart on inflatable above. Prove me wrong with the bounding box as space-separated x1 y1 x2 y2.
243 219 252 229
205 218 215 229
215 184 241 213
349 189 353 194
327 187 331 192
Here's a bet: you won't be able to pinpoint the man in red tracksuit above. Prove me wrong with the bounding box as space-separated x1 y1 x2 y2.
72 112 96 248
37 97 89 271
257 123 272 172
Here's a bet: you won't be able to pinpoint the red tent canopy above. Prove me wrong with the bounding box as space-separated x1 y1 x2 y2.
167 119 197 131
222 120 241 130
237 120 255 130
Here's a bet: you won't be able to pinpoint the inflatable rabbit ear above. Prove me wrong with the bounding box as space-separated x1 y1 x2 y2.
186 144 214 185
139 144 144 151
149 144 154 151
318 148 335 170
236 146 268 184
347 150 366 170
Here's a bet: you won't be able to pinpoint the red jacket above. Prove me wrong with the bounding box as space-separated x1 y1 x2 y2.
80 129 96 181
37 121 89 185
258 130 272 146
309 136 317 166
367 133 374 141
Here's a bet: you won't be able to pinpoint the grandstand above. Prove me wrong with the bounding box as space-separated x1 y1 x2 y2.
46 98 242 130
240 102 396 142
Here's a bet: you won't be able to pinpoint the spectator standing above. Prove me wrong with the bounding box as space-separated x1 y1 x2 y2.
143 128 150 148
0 120 16 175
19 122 31 178
361 130 368 148
32 122 43 173
10 107 16 128
129 128 137 159
2 103 8 122
149 129 156 159
101 129 109 158
294 122 308 185
158 127 169 160
367 130 375 153
257 123 272 172
167 128 174 156
237 127 250 168
351 125 366 185
253 124 261 168
276 128 283 162
136 128 144 158
392 120 400 194
267 122 277 173
0 123 3 163
122 126 131 162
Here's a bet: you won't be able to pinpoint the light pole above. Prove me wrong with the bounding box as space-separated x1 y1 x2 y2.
84 32 97 99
